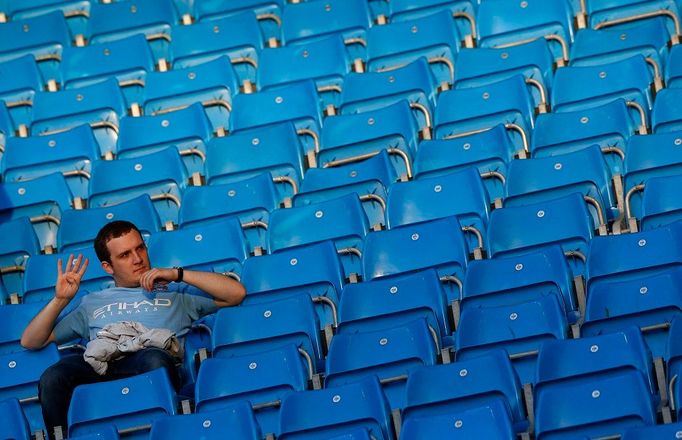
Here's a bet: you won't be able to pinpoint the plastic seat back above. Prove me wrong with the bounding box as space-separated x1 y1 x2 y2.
456 295 568 385
148 218 249 278
463 245 577 323
367 10 460 88
194 345 308 437
68 367 177 438
403 350 527 433
211 295 324 372
88 147 189 226
2 124 99 199
325 319 438 409
278 376 395 440
150 402 261 440
0 344 61 433
0 172 74 252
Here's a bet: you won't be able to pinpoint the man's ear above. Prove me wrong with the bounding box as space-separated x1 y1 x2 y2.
101 261 114 275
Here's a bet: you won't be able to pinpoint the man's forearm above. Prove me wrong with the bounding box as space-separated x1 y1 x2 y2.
20 297 70 349
182 269 246 306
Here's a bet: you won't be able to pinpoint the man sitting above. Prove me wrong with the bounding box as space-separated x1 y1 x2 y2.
21 220 246 438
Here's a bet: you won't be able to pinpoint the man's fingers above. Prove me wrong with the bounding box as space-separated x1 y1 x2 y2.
65 254 75 273
72 254 83 273
77 258 90 277
57 258 63 277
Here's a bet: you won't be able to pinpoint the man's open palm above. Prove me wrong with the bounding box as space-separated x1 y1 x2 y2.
56 254 89 300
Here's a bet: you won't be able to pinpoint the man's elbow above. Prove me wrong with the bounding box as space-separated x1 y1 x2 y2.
232 284 247 305
20 334 41 351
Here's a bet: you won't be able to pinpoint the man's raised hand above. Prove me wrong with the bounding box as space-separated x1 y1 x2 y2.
55 254 89 300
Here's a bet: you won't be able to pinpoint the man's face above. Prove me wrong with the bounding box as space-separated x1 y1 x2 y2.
101 229 151 288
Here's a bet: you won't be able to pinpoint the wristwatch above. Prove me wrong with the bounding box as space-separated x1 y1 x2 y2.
174 266 184 283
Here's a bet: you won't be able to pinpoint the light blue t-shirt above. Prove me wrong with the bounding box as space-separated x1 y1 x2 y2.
53 283 219 344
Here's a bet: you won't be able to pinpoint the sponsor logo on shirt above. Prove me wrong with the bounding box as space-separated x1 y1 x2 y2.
93 298 172 320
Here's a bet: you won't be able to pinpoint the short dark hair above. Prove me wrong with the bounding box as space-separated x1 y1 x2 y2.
94 220 141 263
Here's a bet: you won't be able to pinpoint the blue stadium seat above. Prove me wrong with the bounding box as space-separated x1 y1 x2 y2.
23 247 113 303
667 44 682 88
1 124 99 200
192 0 283 44
294 150 397 230
586 0 682 46
281 0 371 69
31 78 126 159
532 98 639 175
282 0 370 44
240 240 345 329
88 147 190 227
624 130 682 230
0 172 75 252
338 268 451 347
205 122 305 202
0 54 43 132
488 193 594 275
150 402 262 440
0 302 48 354
0 278 6 305
278 376 395 440
362 216 469 302
414 124 515 201
339 58 436 138
534 328 657 439
462 245 579 323
434 75 535 156
400 400 516 440
456 295 568 385
638 173 682 230
179 173 279 253
258 36 350 109
170 11 262 89
551 55 653 118
326 319 438 410
0 217 40 303
118 102 212 176
268 193 369 276
87 0 176 64
477 0 574 66
58 195 160 254
382 0 476 48
454 39 555 97
0 397 31 440
195 345 309 437
211 295 324 373
319 100 419 181
582 267 682 358
0 343 60 434
0 11 69 81
386 166 490 257
68 367 178 438
652 87 682 133
622 421 682 440
366 10 461 89
402 350 528 433
504 145 617 233
230 80 322 158
570 18 668 93
61 34 155 112
142 57 238 135
148 218 249 278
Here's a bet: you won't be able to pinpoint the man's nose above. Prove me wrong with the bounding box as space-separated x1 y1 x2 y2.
132 250 143 263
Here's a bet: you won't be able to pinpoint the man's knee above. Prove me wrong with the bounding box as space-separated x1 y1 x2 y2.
39 361 73 394
136 348 177 372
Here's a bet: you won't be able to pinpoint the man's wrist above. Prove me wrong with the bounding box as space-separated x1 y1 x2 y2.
174 266 184 283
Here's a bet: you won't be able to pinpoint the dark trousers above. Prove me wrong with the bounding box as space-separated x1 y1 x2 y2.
38 347 181 439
